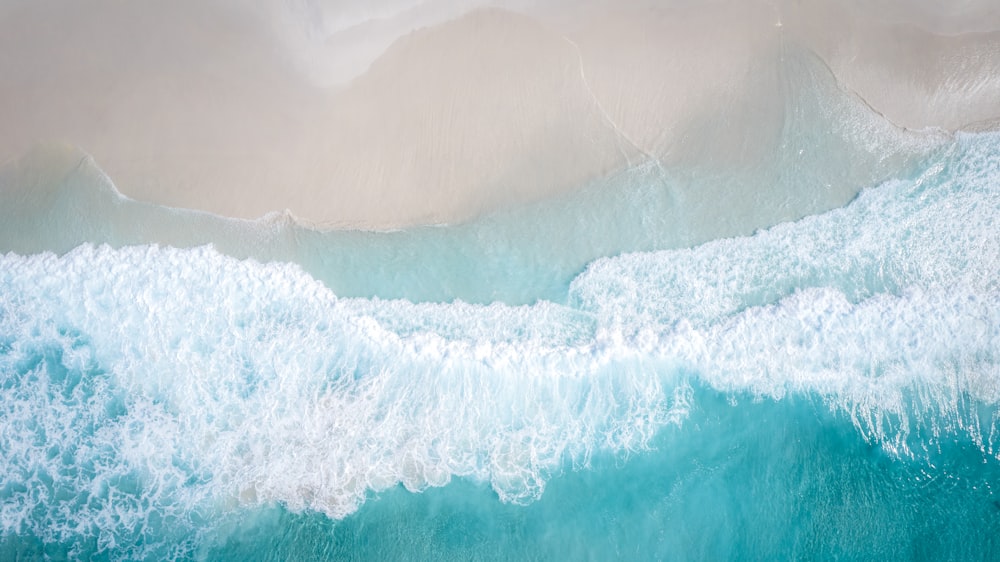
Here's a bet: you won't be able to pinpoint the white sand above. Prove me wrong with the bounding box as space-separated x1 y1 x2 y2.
1 0 999 228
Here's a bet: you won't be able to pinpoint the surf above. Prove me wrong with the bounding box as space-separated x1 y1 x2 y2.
2 130 999 559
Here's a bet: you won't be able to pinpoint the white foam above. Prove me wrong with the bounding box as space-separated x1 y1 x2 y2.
1 132 999 555
0 244 687 554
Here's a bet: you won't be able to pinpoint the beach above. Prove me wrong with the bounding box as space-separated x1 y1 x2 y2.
4 1 1000 560
2 0 999 228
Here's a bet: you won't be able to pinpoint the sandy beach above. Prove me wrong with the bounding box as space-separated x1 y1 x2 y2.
1 0 999 228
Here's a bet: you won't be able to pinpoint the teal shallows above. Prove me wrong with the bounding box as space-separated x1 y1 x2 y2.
204 387 1000 561
4 385 999 560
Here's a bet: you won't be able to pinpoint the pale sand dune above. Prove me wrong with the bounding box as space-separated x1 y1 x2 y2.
1 0 999 228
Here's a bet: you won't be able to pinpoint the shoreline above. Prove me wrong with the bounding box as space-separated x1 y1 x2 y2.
1 0 999 229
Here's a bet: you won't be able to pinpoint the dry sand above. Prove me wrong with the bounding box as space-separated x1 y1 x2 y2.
1 0 999 228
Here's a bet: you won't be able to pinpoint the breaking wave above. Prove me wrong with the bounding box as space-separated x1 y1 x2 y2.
2 132 999 559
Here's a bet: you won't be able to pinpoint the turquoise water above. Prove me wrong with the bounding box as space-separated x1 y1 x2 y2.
2 53 1000 559
201 389 1000 561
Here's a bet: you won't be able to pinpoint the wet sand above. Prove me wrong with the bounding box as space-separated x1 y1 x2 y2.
1 0 999 228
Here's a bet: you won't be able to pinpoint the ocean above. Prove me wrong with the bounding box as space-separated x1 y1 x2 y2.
2 40 1000 561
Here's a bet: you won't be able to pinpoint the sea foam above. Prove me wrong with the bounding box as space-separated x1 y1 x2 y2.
1 132 999 558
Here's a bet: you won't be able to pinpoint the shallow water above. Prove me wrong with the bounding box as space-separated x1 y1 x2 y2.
199 388 1000 561
2 48 1000 560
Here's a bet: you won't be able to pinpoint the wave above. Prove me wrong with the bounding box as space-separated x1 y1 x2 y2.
1 131 998 558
